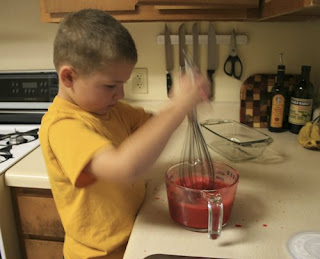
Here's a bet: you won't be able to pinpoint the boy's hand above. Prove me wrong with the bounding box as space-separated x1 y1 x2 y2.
171 71 211 112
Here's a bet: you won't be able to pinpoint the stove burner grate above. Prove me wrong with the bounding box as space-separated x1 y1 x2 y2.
0 128 38 163
0 145 13 163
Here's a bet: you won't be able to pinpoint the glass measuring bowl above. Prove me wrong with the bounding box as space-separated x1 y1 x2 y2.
165 161 239 239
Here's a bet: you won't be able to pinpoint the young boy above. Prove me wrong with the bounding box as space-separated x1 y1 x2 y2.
39 9 210 259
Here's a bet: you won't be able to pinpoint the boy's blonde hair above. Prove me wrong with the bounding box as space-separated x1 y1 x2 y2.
53 9 137 74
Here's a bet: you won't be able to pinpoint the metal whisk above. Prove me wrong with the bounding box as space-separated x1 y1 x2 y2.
179 52 215 190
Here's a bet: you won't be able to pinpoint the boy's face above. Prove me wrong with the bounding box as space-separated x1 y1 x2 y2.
71 61 135 115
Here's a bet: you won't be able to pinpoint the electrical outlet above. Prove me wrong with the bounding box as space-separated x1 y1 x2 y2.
132 68 148 94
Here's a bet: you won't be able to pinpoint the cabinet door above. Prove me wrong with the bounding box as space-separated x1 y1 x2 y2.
139 0 259 9
15 189 65 239
40 0 260 22
24 239 63 259
43 0 138 13
260 0 320 21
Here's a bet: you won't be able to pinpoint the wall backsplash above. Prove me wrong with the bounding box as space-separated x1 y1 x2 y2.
1 0 319 104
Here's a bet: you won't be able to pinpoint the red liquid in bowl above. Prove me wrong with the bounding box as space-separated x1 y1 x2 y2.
167 177 236 230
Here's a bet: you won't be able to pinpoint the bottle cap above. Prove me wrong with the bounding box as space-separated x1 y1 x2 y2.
301 65 311 71
278 65 285 71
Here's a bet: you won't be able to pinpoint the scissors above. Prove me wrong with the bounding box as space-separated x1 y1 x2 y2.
223 29 243 79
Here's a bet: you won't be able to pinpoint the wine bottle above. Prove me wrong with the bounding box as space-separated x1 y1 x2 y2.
289 66 314 134
268 65 289 132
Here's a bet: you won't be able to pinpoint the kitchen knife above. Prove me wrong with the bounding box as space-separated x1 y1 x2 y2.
207 22 218 100
165 24 173 96
192 22 199 68
178 23 186 74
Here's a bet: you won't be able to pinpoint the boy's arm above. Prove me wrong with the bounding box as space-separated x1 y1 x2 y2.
84 73 210 183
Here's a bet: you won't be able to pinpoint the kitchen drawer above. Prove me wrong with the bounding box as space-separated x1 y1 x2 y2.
24 239 63 259
14 188 65 239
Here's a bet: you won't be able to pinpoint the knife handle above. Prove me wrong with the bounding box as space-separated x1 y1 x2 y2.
166 72 172 97
207 69 215 100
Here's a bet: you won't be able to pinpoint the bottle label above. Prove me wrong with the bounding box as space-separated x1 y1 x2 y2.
289 97 313 125
270 94 285 128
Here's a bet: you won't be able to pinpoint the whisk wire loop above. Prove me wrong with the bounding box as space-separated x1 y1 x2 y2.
179 51 215 190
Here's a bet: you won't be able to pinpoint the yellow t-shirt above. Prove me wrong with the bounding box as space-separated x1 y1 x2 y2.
39 96 152 259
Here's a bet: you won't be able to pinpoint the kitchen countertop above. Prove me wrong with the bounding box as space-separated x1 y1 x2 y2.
4 147 49 189
123 128 320 259
4 101 320 259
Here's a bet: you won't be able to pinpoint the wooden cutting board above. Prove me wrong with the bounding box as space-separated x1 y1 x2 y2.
240 74 299 128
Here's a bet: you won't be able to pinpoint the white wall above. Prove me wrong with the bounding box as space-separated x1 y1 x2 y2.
1 0 320 103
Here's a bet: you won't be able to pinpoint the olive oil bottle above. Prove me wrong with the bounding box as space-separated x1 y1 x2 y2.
268 65 289 132
289 66 314 134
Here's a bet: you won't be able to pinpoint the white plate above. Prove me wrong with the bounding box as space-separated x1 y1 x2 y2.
287 232 320 259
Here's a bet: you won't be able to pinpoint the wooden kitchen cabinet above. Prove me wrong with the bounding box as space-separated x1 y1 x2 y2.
40 0 320 22
12 188 64 259
40 0 260 23
259 0 320 21
43 0 138 13
25 239 63 259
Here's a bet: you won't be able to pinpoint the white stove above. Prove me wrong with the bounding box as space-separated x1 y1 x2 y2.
0 125 40 259
0 70 57 259
0 125 40 174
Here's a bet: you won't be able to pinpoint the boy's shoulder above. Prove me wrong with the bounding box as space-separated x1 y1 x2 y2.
41 97 89 129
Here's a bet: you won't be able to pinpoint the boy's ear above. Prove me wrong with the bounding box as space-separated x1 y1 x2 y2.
59 66 77 88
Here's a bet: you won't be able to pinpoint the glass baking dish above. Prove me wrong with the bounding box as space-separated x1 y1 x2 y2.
200 119 273 162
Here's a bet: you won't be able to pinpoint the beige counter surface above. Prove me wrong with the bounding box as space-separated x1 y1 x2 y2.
5 147 50 189
123 127 320 259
